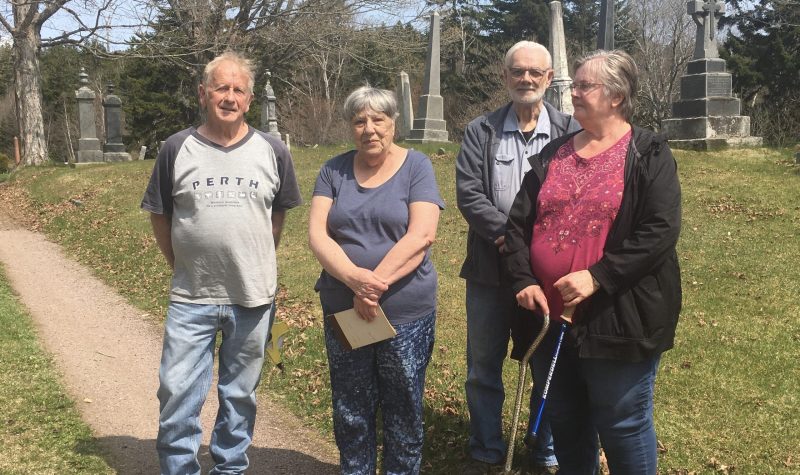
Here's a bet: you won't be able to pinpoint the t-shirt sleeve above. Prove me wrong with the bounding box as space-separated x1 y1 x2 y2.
141 134 182 215
409 152 445 210
269 138 302 211
313 164 334 199
313 153 349 199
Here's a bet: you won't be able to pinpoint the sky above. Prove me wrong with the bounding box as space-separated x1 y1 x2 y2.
0 0 433 52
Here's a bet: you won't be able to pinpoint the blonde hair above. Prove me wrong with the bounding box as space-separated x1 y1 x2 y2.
203 51 255 93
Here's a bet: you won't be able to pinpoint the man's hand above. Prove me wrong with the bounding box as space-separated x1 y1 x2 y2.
554 270 600 308
515 284 549 315
494 235 506 254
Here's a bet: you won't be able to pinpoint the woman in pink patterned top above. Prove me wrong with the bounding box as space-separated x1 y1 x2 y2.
503 50 682 474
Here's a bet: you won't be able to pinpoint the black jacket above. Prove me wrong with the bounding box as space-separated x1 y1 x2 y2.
504 126 682 362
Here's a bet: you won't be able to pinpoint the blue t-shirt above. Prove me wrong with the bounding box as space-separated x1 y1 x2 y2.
313 149 445 325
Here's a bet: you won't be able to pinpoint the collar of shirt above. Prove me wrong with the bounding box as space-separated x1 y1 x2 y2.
502 103 551 142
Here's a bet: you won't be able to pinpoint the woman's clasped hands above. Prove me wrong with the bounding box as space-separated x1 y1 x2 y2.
347 267 388 321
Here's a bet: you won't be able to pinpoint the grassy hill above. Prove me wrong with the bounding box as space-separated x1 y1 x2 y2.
1 144 797 473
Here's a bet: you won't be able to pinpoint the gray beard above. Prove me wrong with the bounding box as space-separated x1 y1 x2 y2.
511 89 545 105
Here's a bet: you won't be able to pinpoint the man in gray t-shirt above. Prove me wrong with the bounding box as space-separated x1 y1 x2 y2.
141 52 301 475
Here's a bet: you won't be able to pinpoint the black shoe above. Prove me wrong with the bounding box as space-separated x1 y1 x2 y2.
463 458 504 475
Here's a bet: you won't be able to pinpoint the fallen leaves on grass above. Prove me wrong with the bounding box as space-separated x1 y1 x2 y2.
706 195 785 222
707 457 736 473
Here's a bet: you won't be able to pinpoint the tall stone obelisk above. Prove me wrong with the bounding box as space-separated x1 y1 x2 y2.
546 1 573 114
408 11 448 143
661 0 761 150
597 0 615 50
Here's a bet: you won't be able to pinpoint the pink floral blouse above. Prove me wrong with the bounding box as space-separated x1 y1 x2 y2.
529 130 631 320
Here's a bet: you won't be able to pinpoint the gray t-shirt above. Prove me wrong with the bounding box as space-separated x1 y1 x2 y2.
313 150 444 325
141 126 302 307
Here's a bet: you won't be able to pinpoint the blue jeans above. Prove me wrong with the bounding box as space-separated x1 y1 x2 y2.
527 389 558 467
324 308 436 475
157 301 273 475
465 281 557 467
532 325 661 475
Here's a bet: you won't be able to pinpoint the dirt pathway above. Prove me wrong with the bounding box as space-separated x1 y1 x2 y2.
0 211 338 474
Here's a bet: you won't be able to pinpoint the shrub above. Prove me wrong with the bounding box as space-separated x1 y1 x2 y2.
0 152 9 173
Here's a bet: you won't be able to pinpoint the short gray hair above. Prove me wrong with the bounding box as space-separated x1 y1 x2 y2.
504 41 552 69
574 50 638 121
342 86 399 121
203 51 255 93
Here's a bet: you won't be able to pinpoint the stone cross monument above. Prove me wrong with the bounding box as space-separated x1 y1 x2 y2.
74 68 103 163
397 71 414 140
102 83 131 161
597 0 615 50
260 71 281 140
546 1 574 114
408 11 448 143
690 0 724 59
661 0 761 150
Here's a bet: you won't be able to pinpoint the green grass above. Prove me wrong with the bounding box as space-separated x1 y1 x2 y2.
0 267 114 474
2 145 798 473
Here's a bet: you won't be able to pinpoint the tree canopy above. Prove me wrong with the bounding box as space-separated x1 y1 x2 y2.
722 0 800 145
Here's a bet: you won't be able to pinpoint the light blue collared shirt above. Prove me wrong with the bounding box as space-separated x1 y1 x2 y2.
492 104 552 215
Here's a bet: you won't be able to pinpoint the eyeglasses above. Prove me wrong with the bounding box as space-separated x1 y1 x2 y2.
508 67 550 80
569 82 603 93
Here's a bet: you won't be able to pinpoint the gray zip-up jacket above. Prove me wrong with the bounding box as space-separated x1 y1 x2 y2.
456 101 580 286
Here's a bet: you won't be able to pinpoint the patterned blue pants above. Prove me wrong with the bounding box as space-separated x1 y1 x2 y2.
323 309 436 475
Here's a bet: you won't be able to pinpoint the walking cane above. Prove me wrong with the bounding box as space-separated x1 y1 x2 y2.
504 307 574 474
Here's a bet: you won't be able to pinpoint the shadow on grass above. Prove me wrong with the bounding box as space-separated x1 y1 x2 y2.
79 436 339 475
421 398 539 473
421 404 473 474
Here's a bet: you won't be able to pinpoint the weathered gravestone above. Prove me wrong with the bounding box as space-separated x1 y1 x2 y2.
408 11 449 143
74 68 103 163
546 1 574 114
103 83 132 162
260 71 282 140
397 71 414 140
661 0 762 150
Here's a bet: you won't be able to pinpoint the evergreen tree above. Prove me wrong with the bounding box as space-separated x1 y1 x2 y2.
722 0 800 145
564 0 599 56
0 46 12 97
117 55 197 156
481 0 551 46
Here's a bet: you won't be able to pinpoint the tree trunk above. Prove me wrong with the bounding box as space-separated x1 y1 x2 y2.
13 23 48 166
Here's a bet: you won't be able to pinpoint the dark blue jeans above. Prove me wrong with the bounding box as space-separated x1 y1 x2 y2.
532 326 661 475
465 281 557 466
324 309 436 475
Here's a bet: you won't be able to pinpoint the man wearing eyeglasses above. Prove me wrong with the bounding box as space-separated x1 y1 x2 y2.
456 40 580 474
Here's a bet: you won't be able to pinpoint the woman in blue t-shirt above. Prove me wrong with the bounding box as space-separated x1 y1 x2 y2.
309 86 444 475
